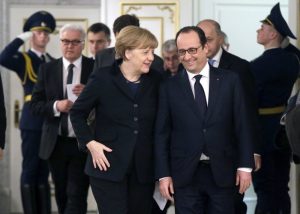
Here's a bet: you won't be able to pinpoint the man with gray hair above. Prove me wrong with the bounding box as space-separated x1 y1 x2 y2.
31 24 94 214
162 39 180 77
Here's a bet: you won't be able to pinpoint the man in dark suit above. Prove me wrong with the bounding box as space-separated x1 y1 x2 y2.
154 26 255 214
0 10 56 214
251 3 299 213
0 74 6 160
197 19 261 214
93 14 163 72
31 24 94 214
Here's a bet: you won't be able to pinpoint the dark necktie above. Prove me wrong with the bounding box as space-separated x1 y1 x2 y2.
61 64 74 136
41 54 46 63
194 75 207 117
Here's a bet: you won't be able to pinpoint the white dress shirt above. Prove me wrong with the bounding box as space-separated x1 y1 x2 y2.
186 62 251 172
53 56 83 137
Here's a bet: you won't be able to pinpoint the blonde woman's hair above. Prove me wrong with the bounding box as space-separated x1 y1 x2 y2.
115 26 158 60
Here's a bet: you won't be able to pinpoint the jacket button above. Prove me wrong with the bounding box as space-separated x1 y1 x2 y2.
203 129 206 132
133 104 138 108
134 130 138 134
134 117 138 122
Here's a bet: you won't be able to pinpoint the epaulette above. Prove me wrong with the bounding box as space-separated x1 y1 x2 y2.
21 52 38 85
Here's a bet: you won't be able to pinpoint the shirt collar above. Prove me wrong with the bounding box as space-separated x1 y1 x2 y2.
30 48 45 58
210 47 223 64
62 56 82 70
186 62 210 82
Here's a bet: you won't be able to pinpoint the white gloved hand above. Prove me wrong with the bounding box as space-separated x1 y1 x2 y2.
17 31 33 42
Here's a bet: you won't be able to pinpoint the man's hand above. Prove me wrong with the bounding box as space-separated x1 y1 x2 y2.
254 155 261 172
236 170 252 194
86 140 112 171
72 84 85 96
17 31 33 42
56 99 73 113
159 177 174 201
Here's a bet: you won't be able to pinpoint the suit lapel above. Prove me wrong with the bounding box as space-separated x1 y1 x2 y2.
80 56 91 83
219 50 231 69
177 69 203 120
206 67 221 121
56 59 64 99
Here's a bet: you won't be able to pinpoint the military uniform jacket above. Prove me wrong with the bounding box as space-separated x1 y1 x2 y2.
0 38 54 130
251 48 299 108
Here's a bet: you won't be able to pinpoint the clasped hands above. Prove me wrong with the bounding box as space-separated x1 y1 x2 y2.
56 84 85 113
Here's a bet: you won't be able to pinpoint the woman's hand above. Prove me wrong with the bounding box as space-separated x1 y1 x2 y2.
86 140 112 171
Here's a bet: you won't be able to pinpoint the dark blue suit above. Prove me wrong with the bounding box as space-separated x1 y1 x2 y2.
31 56 94 214
0 38 54 183
70 60 162 214
219 49 260 214
0 37 54 213
251 48 299 213
154 66 254 213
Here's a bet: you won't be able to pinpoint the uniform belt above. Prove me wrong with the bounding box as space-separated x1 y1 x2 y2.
24 94 32 102
258 105 285 115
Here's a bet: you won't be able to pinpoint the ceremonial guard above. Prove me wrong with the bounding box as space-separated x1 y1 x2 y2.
0 11 56 214
251 3 299 214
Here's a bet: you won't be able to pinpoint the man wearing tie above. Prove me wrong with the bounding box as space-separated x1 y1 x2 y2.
31 24 94 214
197 19 261 214
154 26 255 214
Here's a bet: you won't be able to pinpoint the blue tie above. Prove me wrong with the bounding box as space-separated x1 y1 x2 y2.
194 75 207 116
208 59 215 67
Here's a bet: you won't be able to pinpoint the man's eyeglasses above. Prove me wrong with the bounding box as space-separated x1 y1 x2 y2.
60 39 83 46
178 46 201 57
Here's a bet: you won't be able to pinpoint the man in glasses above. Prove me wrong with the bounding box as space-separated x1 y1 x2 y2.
154 26 255 214
197 19 261 214
31 24 94 214
161 39 180 78
0 10 56 214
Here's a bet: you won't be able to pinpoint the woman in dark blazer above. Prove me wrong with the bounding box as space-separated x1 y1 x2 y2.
70 26 161 214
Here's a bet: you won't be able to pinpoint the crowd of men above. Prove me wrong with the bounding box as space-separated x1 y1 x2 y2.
0 2 299 214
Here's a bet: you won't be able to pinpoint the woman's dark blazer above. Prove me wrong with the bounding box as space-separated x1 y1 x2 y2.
70 61 161 183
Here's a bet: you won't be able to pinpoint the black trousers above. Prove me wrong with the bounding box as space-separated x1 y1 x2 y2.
21 130 49 184
90 167 154 214
48 136 89 214
174 162 235 214
253 148 291 214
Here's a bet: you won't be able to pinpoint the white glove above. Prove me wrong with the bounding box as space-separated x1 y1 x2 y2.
17 31 33 42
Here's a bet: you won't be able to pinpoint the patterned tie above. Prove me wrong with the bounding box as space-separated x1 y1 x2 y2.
194 75 207 117
61 64 74 136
